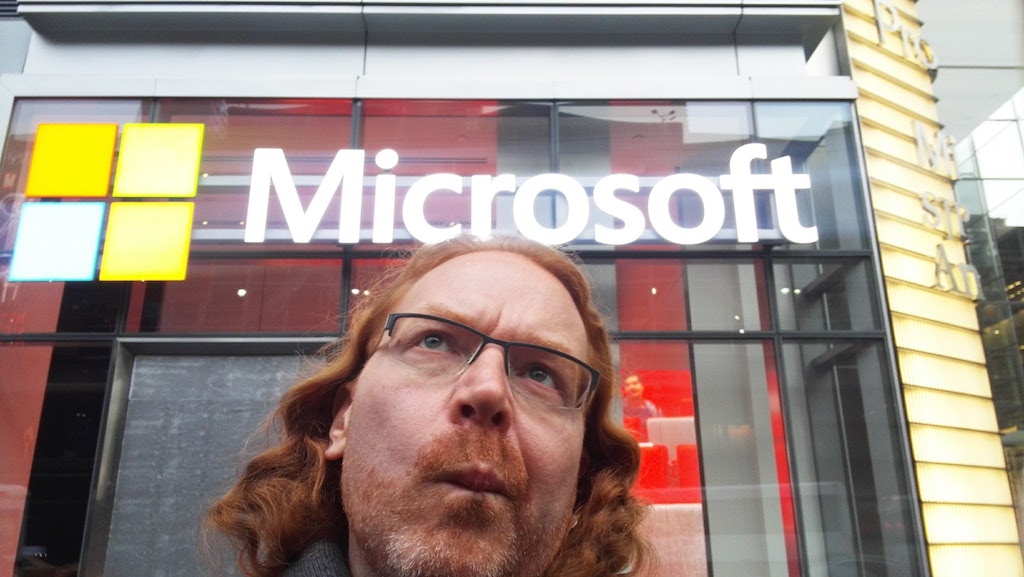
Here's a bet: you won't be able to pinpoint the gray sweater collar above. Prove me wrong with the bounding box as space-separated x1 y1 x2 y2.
283 539 351 577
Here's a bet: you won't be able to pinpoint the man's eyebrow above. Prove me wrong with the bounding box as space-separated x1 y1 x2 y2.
420 304 582 355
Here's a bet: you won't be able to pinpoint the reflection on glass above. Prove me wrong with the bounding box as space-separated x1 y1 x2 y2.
0 344 52 577
559 102 755 247
55 283 122 333
126 258 342 333
974 121 1024 179
618 342 694 419
782 341 923 577
693 341 798 577
958 86 1024 573
559 102 752 176
348 258 403 327
755 102 866 250
978 302 1024 430
1 100 150 253
0 259 122 334
982 180 1024 227
362 101 551 241
1 258 63 334
687 262 767 331
619 341 706 577
584 259 768 332
2 345 110 577
613 260 689 332
156 99 354 246
623 338 921 577
774 259 880 332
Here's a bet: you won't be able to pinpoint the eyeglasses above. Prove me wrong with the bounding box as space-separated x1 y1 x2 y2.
383 313 599 410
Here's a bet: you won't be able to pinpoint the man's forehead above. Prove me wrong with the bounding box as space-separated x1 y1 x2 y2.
395 252 590 355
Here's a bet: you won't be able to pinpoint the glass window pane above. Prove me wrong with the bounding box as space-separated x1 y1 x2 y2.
1 100 150 294
686 262 768 331
348 258 403 326
359 100 552 245
155 99 354 247
54 282 123 332
978 301 1024 430
1 100 149 208
774 259 881 331
995 213 1024 291
559 102 755 248
974 121 1024 179
2 344 110 577
618 341 708 577
983 179 1024 226
363 100 550 175
620 340 801 577
560 102 753 175
755 102 868 250
692 341 798 577
782 341 924 577
0 258 122 334
618 341 693 423
1 344 53 577
125 258 341 333
954 137 979 180
584 259 769 332
610 259 689 332
1 99 149 229
1 258 64 334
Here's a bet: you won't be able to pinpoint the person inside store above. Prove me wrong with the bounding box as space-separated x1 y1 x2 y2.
204 236 651 577
622 373 662 441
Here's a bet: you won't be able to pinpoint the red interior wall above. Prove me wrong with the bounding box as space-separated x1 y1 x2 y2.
0 279 61 577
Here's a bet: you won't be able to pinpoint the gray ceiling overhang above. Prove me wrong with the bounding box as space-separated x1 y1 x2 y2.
18 0 840 55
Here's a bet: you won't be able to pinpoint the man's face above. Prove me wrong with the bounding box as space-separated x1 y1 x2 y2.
623 375 644 400
325 252 589 577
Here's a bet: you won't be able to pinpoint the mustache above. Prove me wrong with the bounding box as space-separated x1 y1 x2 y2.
415 427 529 501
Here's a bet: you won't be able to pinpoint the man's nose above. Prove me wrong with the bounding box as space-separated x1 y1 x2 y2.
449 344 513 430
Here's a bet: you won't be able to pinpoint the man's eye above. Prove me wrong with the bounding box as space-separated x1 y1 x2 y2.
526 366 556 387
419 333 449 351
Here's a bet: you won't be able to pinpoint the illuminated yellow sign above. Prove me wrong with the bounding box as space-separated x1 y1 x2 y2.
10 123 204 282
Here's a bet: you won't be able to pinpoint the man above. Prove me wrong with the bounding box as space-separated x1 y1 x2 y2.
206 236 650 577
622 374 662 441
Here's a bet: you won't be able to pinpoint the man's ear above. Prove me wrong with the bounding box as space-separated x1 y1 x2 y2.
324 399 353 461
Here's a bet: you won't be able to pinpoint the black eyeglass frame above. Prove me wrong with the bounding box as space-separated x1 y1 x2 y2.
384 312 600 410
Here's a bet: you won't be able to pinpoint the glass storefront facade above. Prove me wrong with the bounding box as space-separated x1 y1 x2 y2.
956 85 1024 555
1 97 925 577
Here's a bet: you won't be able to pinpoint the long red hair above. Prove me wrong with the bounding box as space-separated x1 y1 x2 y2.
204 236 650 576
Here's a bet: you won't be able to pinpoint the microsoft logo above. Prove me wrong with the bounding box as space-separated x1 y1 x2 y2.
9 123 205 281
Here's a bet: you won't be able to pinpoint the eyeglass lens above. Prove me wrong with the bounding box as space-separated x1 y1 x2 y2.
387 315 589 409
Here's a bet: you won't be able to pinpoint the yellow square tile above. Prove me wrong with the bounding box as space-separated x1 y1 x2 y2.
99 202 194 281
112 123 204 198
26 124 118 197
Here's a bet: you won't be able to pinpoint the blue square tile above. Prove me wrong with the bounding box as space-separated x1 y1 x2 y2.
10 202 106 281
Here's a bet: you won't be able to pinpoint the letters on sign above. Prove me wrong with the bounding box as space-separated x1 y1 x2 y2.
243 143 820 247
